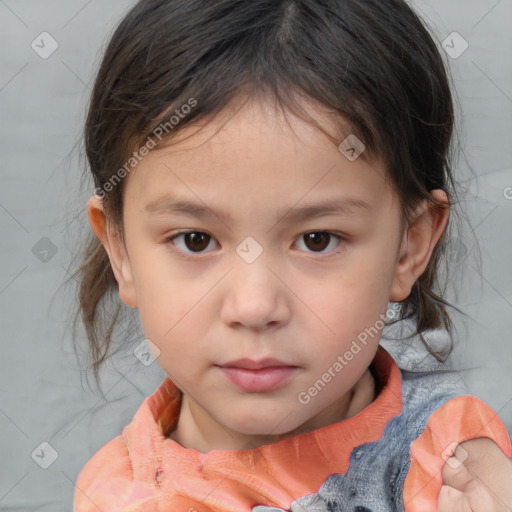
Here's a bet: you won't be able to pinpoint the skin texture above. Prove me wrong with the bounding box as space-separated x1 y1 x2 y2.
88 98 446 450
86 98 512 508
439 438 512 511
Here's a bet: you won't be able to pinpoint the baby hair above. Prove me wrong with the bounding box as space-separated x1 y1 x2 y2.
72 0 464 384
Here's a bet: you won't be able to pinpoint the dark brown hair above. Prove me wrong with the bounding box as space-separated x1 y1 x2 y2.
71 0 465 384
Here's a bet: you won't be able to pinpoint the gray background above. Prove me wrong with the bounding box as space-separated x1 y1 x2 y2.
0 0 511 510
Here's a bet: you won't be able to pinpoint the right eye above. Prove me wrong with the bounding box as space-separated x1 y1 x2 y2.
165 231 219 255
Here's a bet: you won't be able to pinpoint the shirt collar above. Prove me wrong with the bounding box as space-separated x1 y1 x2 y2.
123 345 403 508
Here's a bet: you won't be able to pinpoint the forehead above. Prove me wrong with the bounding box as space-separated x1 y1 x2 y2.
123 98 396 214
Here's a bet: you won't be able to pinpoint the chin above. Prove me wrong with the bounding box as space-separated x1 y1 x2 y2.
224 413 305 440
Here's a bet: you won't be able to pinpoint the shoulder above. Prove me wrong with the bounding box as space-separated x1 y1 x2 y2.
73 380 180 512
375 345 469 433
73 435 134 511
400 367 467 404
73 432 165 511
397 368 467 436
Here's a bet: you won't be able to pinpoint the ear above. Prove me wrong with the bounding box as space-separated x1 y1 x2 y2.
389 189 450 302
86 195 138 308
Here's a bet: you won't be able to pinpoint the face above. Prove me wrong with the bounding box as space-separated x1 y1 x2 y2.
89 97 447 451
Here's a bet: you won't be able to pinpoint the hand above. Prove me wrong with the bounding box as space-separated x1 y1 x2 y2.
438 437 512 511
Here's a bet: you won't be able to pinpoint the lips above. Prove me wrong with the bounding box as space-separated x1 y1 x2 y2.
219 358 293 370
216 358 299 392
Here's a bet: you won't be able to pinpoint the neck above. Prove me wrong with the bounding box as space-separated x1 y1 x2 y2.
168 368 376 453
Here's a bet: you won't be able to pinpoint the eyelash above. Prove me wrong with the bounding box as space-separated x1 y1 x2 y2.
164 230 346 259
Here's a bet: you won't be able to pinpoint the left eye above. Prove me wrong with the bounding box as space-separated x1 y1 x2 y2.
296 231 342 254
168 231 218 254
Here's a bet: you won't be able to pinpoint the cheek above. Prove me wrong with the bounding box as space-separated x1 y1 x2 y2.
311 271 388 332
131 266 182 342
302 275 392 365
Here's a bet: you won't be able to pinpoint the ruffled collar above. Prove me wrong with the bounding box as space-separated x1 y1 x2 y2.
121 346 402 510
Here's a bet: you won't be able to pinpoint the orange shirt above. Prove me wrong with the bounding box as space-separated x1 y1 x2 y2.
74 347 511 512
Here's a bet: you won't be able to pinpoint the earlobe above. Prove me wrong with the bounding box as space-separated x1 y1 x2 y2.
86 195 138 308
389 190 450 302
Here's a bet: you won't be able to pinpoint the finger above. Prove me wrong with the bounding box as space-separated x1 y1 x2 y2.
437 485 473 512
441 455 473 491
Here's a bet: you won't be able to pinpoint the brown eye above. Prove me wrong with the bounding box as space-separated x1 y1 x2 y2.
168 231 216 254
304 232 330 251
298 231 342 254
183 232 210 252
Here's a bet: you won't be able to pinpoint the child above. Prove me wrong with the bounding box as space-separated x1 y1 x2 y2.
72 0 512 510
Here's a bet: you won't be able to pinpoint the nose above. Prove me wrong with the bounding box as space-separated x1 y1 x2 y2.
219 257 290 332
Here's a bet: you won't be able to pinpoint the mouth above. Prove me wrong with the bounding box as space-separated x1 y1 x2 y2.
219 358 294 370
216 358 299 392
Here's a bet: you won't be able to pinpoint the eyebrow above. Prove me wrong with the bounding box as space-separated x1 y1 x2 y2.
144 196 371 223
